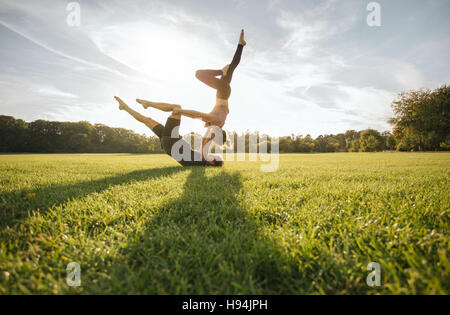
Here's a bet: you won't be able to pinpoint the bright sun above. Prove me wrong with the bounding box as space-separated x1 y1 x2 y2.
91 21 223 82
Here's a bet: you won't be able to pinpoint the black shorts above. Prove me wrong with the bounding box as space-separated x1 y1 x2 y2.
152 118 209 167
152 117 180 139
153 118 181 155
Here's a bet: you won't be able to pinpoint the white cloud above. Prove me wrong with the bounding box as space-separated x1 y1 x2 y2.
37 87 79 99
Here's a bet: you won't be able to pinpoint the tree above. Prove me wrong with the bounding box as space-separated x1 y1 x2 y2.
279 136 296 153
325 137 340 152
360 129 384 152
382 131 396 151
63 121 94 152
296 135 315 152
344 130 360 151
349 139 360 152
389 85 449 151
0 116 28 152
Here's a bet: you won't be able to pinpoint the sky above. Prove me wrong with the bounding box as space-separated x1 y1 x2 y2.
0 0 449 137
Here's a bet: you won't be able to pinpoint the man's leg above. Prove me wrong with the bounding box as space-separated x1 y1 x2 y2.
159 109 184 157
115 96 163 137
162 108 182 138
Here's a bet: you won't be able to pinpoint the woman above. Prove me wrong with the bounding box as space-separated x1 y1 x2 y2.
136 29 246 130
114 97 223 167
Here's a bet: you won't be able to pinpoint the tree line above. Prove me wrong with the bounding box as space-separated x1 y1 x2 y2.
0 117 163 153
0 115 397 154
0 85 448 153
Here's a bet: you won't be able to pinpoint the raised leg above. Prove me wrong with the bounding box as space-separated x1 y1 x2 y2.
195 69 224 88
115 96 160 131
221 44 244 84
195 69 231 99
195 30 245 99
222 30 246 84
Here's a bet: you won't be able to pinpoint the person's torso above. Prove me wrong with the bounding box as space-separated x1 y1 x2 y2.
204 101 229 128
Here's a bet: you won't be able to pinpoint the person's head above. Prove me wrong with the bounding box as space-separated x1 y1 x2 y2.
207 157 225 167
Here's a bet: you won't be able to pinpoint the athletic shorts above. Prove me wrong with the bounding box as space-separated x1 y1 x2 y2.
153 118 211 167
153 117 180 139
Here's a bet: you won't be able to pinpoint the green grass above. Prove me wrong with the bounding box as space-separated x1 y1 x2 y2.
0 153 449 294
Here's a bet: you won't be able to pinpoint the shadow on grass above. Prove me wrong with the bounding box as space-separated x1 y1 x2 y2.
84 167 302 294
0 166 183 230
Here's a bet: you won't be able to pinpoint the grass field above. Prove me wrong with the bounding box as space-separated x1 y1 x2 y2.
0 153 448 294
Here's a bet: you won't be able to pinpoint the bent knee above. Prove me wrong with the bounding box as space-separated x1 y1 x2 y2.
144 122 155 131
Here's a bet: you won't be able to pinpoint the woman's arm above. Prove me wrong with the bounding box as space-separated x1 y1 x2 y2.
178 109 211 121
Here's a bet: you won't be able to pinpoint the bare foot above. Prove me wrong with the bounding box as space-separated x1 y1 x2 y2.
136 99 150 109
114 96 127 110
239 29 246 46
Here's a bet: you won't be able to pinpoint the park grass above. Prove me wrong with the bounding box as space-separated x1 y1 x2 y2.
0 153 448 294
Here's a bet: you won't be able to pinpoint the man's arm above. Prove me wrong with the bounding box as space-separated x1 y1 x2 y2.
201 136 214 162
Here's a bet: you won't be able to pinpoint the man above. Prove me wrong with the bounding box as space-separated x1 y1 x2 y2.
114 97 223 167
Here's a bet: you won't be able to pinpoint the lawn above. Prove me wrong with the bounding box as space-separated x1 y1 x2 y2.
0 153 448 294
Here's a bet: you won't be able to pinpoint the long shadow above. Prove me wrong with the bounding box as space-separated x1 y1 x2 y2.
86 167 300 294
0 166 183 229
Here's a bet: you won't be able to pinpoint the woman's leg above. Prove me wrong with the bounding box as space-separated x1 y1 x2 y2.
195 30 245 97
222 43 244 84
195 69 228 89
195 69 231 99
136 99 181 111
115 96 163 137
